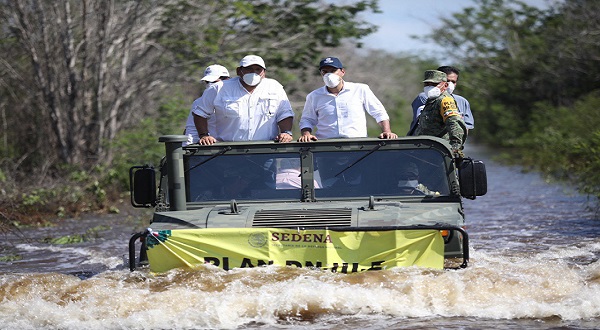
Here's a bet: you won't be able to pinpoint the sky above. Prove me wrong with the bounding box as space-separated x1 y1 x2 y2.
360 0 554 56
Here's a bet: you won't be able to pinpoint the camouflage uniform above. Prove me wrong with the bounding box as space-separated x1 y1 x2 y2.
414 70 466 152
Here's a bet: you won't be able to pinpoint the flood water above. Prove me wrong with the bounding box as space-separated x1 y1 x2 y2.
1 144 599 330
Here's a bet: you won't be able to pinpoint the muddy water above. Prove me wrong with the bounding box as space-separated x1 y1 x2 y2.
1 144 599 330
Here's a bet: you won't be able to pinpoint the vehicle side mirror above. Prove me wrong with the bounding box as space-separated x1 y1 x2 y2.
129 165 157 207
458 158 487 199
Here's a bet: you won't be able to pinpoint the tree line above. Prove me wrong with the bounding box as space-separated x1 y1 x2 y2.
426 0 600 202
0 0 380 171
1 0 598 222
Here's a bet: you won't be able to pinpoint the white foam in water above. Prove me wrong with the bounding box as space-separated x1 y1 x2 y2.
1 245 600 329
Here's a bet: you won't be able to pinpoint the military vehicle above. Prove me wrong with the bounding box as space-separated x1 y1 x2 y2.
128 135 486 273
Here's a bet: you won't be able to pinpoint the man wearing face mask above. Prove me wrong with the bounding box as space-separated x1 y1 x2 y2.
413 70 466 155
183 64 230 146
298 57 397 142
408 66 474 136
193 55 294 145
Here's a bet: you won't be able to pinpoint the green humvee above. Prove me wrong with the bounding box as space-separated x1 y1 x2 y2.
129 135 486 273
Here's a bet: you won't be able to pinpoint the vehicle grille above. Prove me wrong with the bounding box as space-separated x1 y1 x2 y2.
252 208 352 228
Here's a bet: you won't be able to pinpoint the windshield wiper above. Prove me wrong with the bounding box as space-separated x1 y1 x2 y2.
334 141 386 177
186 146 232 173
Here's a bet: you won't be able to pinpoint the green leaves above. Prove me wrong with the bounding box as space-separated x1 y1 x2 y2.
424 0 600 204
155 0 379 79
44 225 110 245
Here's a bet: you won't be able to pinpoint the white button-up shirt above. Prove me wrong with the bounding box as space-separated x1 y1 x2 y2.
183 82 224 146
193 77 294 142
299 82 389 139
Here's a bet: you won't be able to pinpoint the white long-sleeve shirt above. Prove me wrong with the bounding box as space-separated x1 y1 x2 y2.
299 82 390 139
183 82 223 146
193 77 294 142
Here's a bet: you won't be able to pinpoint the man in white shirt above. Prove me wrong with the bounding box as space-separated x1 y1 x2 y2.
183 64 230 146
298 56 397 142
193 55 294 145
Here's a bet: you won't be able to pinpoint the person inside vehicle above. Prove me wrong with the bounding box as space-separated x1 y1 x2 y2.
397 162 439 196
318 155 362 188
274 158 322 190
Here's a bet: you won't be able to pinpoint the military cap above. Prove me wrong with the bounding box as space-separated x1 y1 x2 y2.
422 70 447 83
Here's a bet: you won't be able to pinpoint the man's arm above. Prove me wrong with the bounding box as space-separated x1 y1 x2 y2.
193 113 217 145
377 119 398 139
445 116 466 150
453 94 474 129
439 96 466 151
191 84 220 145
298 93 318 142
275 116 293 143
361 84 397 139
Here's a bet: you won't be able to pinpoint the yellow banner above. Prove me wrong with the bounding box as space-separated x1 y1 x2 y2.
146 228 444 273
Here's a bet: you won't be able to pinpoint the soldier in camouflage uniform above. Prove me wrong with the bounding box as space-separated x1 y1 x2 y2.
413 70 466 155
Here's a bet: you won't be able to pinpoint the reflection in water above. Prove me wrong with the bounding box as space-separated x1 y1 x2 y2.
1 144 599 329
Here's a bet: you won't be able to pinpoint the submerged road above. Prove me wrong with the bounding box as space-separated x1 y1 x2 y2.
1 144 599 329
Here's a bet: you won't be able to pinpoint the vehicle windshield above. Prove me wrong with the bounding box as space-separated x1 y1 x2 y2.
185 148 450 202
313 149 449 198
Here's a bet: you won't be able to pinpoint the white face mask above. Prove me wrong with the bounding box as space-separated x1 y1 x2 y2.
446 82 455 94
424 86 441 99
323 73 341 88
242 73 262 86
398 180 419 188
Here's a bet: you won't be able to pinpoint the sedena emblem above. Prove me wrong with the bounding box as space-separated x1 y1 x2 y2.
248 232 268 248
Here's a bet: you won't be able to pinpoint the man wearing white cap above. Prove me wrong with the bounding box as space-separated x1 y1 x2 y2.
183 64 230 146
193 55 294 145
298 56 397 142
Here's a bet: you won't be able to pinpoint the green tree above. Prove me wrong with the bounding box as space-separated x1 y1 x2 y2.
425 0 600 145
0 0 380 174
423 0 600 201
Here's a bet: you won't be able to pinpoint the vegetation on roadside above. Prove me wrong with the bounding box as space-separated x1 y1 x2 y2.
43 225 111 245
426 0 600 203
0 165 125 229
0 0 598 228
0 254 21 262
